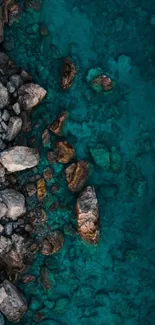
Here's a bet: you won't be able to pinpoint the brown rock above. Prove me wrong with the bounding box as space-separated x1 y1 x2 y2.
65 160 89 192
42 129 50 146
40 231 64 255
40 267 51 290
61 58 76 89
55 141 75 163
37 178 46 201
49 111 68 136
47 151 56 163
76 186 99 245
43 167 53 181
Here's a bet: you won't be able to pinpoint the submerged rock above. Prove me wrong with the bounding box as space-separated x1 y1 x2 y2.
90 146 110 170
61 58 76 89
0 189 26 220
18 83 47 110
6 116 22 141
42 129 50 146
0 280 27 322
37 178 46 201
76 186 99 244
40 231 64 255
66 160 89 192
49 111 68 136
0 146 39 172
55 141 75 163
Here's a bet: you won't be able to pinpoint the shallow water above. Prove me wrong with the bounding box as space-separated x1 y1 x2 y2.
4 0 155 324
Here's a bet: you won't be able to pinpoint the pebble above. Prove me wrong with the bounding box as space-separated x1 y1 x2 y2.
4 222 13 236
12 103 21 115
0 139 6 150
1 121 8 131
7 81 16 93
2 109 10 122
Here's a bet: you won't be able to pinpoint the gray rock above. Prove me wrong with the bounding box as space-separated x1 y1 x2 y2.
0 83 9 109
0 202 7 219
0 163 5 177
6 117 22 141
20 70 32 82
0 140 6 151
4 222 13 236
10 74 23 89
0 236 12 255
2 110 10 122
1 121 7 131
0 188 26 220
12 102 20 115
7 81 16 94
1 134 6 141
0 146 39 172
0 312 4 325
0 280 27 322
18 83 47 110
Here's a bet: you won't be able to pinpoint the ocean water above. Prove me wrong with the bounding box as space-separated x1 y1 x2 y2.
4 0 155 324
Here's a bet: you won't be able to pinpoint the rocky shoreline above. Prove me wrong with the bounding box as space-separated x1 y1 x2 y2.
0 1 100 323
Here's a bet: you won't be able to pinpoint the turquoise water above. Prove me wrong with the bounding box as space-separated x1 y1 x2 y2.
4 0 155 324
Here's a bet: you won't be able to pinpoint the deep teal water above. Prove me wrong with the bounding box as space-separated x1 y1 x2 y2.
4 0 155 324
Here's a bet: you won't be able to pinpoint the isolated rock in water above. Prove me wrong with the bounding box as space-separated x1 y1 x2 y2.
40 231 64 255
6 117 22 141
0 83 9 109
55 141 75 163
0 146 39 172
66 160 89 192
18 83 47 110
76 186 99 244
0 280 27 322
49 111 68 136
0 189 26 220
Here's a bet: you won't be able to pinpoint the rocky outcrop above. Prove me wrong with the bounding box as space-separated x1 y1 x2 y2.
66 160 89 192
0 146 39 172
76 186 99 244
0 189 26 220
18 83 47 110
0 280 27 322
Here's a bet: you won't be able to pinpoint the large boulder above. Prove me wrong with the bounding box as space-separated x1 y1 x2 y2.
0 188 26 220
0 146 39 172
76 186 99 244
0 280 27 322
18 83 47 110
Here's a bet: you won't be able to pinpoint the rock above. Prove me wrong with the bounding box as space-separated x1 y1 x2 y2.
61 58 76 89
42 129 50 146
0 53 9 67
43 167 53 181
10 74 23 89
65 160 89 192
1 121 7 131
0 280 27 322
12 102 21 115
0 163 5 178
21 111 32 132
76 186 99 244
2 110 10 122
7 81 16 94
4 222 13 236
18 83 47 110
49 111 68 136
0 189 26 220
0 140 6 150
0 83 9 109
90 146 110 170
0 225 4 234
6 117 22 141
0 202 7 219
110 146 121 172
47 151 56 163
25 183 37 196
40 267 51 290
8 3 22 26
20 70 32 82
0 146 39 172
55 141 75 163
37 178 46 201
40 231 64 255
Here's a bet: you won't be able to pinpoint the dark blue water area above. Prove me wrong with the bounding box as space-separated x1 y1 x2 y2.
4 0 155 324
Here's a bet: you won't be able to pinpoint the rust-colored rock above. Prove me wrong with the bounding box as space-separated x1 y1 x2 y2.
61 58 76 89
40 231 64 255
66 160 89 192
49 111 68 136
76 186 99 245
40 267 51 290
92 74 113 91
55 141 75 163
43 167 53 181
37 178 46 201
42 129 50 146
47 151 56 163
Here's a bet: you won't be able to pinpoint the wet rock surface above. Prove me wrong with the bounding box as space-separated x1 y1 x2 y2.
18 83 47 110
66 160 89 192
